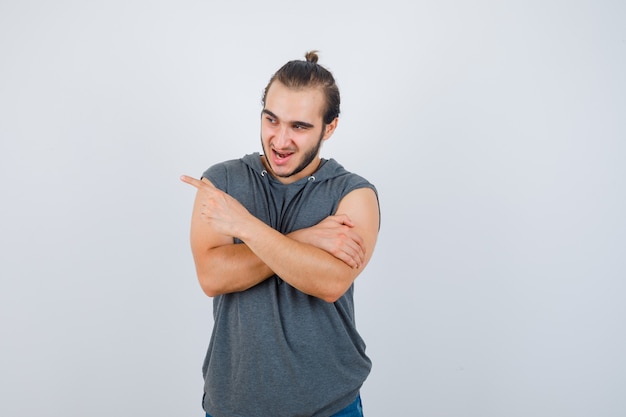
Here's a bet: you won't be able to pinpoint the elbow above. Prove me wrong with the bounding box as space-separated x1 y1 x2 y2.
321 288 347 303
201 286 219 298
197 272 221 298
319 281 351 303
317 267 359 303
322 293 342 303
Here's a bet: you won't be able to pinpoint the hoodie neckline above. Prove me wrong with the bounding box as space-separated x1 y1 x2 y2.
243 152 339 185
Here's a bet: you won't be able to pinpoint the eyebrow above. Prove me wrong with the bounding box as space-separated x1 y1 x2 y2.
262 109 315 129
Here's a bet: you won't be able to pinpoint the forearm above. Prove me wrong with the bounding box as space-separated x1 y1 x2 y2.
183 177 375 301
194 229 350 298
193 243 274 297
238 217 357 303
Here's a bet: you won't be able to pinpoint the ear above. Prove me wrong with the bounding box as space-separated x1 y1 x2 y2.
322 117 339 141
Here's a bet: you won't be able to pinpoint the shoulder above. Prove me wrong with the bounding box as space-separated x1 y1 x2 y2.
338 186 380 229
324 160 378 199
324 161 379 228
201 158 244 178
201 155 259 190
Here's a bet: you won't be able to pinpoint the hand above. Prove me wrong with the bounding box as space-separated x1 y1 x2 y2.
289 214 365 269
180 175 252 238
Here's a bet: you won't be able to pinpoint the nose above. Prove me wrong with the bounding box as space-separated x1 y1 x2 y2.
273 125 291 149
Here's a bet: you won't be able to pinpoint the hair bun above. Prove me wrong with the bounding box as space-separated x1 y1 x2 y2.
305 50 319 64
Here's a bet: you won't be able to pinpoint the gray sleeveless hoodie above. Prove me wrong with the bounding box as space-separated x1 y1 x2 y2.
200 153 377 417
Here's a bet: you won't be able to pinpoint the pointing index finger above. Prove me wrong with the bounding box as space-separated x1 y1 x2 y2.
180 175 205 189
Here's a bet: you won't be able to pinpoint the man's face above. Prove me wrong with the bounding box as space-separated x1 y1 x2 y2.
260 81 337 184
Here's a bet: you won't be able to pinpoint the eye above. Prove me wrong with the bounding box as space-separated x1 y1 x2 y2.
265 116 277 124
293 123 306 130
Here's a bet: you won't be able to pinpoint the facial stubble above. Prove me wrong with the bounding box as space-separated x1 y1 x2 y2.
261 127 325 179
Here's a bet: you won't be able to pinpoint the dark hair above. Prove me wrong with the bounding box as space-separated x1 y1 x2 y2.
262 51 340 124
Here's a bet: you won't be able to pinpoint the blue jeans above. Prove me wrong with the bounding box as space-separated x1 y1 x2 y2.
328 395 363 417
205 395 363 417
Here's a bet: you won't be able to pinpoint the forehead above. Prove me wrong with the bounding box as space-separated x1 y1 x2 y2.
265 82 325 122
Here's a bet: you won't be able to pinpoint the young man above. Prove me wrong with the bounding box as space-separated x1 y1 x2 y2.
181 51 380 417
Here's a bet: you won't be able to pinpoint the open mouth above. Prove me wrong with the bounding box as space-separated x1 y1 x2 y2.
273 150 293 160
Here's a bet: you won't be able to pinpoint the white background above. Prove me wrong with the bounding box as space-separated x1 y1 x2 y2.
1 1 625 416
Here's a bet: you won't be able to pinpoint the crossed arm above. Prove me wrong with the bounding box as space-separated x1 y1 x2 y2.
181 175 380 303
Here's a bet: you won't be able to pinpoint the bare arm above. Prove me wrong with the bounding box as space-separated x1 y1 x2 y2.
187 178 272 297
182 176 379 301
239 188 379 302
